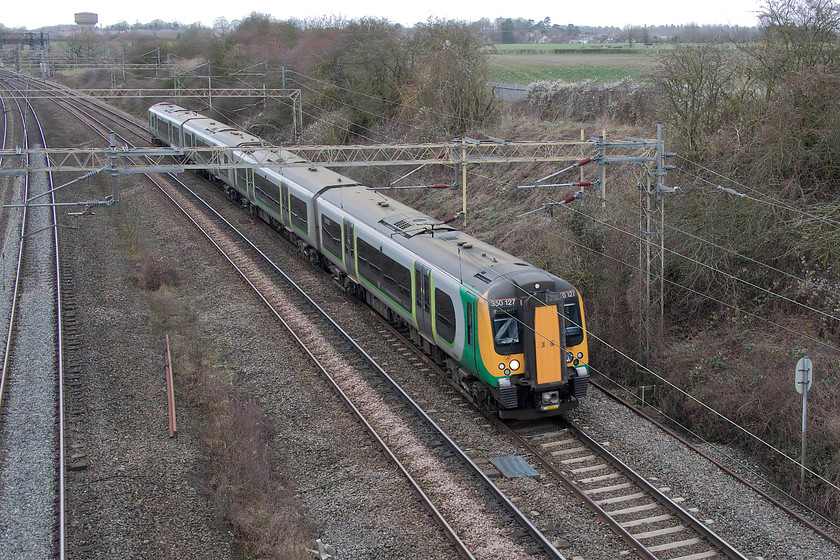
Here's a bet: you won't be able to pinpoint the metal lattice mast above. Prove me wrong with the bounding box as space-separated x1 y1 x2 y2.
640 123 674 359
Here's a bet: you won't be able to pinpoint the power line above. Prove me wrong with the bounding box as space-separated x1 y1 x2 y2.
676 155 840 228
442 210 840 495
558 201 840 330
589 363 840 524
597 194 840 302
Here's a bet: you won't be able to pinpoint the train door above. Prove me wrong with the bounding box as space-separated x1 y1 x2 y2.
343 219 356 279
244 168 254 199
414 263 433 339
281 183 290 228
522 296 566 387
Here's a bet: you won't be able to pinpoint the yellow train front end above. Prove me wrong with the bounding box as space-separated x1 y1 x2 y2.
474 280 589 419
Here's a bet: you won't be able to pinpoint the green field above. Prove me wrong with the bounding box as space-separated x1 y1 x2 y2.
487 43 658 85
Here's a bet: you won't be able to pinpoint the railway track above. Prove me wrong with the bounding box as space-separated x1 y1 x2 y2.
150 169 568 559
503 418 746 560
4 70 839 559
0 78 66 559
4 75 568 558
374 318 747 560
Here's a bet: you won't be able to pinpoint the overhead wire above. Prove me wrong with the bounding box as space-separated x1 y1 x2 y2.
676 155 840 228
427 160 840 495
451 222 840 494
158 60 840 499
580 197 840 324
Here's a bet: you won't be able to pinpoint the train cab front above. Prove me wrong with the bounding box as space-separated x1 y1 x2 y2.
479 274 589 420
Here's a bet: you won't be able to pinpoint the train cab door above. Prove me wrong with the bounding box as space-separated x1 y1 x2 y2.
343 219 356 279
522 296 566 387
414 263 433 339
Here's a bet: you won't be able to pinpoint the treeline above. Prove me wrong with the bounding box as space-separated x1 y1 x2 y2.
95 14 758 44
117 14 494 140
477 18 758 44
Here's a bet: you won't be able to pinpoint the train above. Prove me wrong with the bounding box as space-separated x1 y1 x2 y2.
148 102 590 419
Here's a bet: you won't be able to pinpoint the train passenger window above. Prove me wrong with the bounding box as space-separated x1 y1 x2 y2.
563 303 584 346
357 238 381 278
289 195 307 233
492 309 523 354
321 215 342 259
254 174 281 215
435 288 456 344
357 238 411 312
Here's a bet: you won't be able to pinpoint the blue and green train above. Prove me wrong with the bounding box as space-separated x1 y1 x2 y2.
149 102 589 419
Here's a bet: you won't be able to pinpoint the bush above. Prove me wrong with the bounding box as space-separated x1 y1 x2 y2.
137 255 180 291
526 78 654 125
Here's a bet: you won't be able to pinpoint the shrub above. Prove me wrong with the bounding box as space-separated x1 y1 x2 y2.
137 255 180 291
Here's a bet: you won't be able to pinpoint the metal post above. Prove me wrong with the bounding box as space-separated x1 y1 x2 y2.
656 123 665 325
461 142 467 226
801 382 808 486
109 132 119 213
208 65 212 109
796 356 813 486
600 128 607 207
580 128 585 183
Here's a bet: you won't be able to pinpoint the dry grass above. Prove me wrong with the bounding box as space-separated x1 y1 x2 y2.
175 339 317 559
124 239 318 557
137 254 181 291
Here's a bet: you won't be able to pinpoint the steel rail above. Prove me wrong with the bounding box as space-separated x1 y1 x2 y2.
7 76 479 559
165 172 567 559
0 84 29 415
493 419 657 560
148 172 477 560
379 318 749 560
0 77 66 559
592 379 840 548
563 418 749 560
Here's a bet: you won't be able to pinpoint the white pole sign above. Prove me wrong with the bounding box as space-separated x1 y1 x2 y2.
795 356 813 486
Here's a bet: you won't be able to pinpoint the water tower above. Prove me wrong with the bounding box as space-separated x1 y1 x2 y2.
74 12 98 32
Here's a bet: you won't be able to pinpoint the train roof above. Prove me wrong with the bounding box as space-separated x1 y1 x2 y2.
147 103 574 296
247 152 360 193
150 102 263 147
318 184 573 295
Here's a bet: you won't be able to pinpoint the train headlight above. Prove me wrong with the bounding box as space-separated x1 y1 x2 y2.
498 362 505 370
577 352 584 359
509 359 520 371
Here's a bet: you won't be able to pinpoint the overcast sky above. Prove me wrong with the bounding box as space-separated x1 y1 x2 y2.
1 0 763 30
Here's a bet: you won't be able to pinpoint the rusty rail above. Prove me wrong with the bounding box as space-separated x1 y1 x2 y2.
165 334 177 437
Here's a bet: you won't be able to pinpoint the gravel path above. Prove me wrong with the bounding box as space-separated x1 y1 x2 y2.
0 151 58 559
